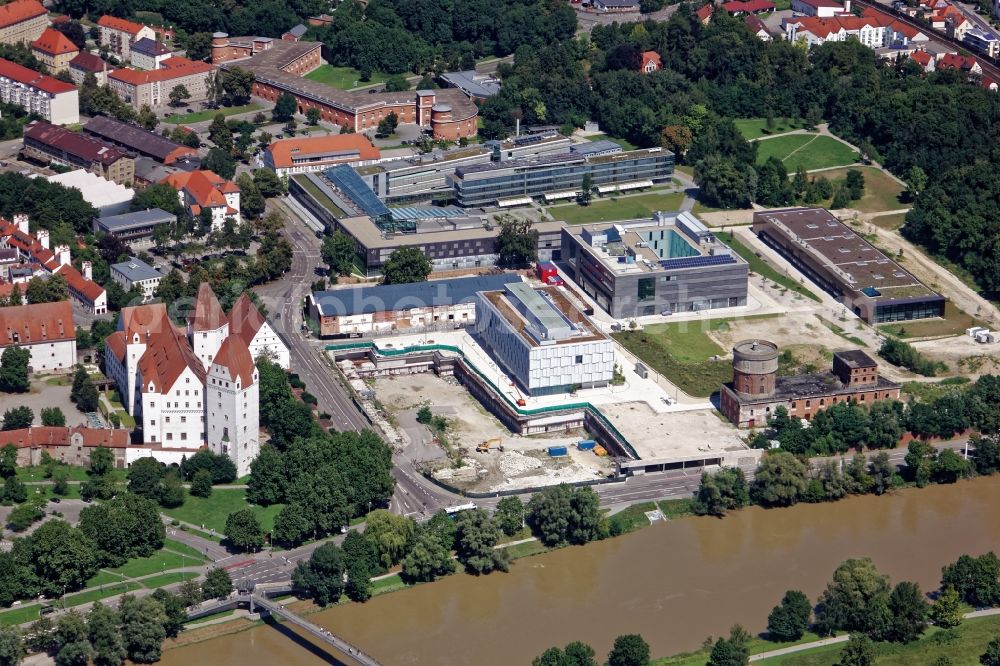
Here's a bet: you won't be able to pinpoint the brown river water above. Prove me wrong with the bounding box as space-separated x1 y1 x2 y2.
158 476 1000 666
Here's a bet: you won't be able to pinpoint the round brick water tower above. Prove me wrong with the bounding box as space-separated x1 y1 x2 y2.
732 339 779 398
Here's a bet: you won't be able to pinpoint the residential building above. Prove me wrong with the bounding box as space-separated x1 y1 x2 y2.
263 134 381 178
0 426 129 468
0 301 76 373
47 169 134 216
205 335 259 476
56 262 107 315
30 28 79 73
97 15 155 60
936 52 983 74
746 15 774 40
93 208 177 246
68 51 110 86
592 0 641 11
0 59 79 125
23 121 134 185
214 37 479 139
720 340 901 428
133 156 201 188
130 37 172 70
909 49 935 71
161 170 239 230
84 115 197 165
640 51 662 73
108 56 215 110
439 70 501 100
722 0 776 15
281 24 308 42
449 147 675 208
110 256 162 301
307 274 521 338
783 8 929 48
791 0 849 16
696 4 715 23
753 208 944 323
560 211 749 318
474 282 614 397
963 27 1000 58
0 0 47 46
104 283 268 474
227 292 290 368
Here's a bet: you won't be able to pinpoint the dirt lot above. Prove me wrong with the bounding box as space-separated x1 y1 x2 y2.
709 311 857 362
373 373 613 493
601 403 746 460
0 380 83 427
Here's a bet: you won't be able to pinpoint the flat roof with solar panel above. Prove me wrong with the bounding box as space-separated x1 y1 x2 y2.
480 283 606 348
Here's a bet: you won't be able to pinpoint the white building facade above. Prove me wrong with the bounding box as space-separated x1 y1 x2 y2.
206 336 260 477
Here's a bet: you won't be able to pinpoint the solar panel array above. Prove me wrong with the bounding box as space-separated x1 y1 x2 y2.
659 254 736 270
325 165 390 220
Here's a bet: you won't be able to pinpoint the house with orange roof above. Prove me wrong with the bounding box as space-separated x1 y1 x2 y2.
30 28 79 73
228 292 290 368
639 50 662 74
783 8 929 48
909 49 935 71
106 283 264 475
937 52 983 75
96 15 155 60
0 301 76 372
161 170 240 230
0 0 47 46
0 426 129 468
262 134 381 177
695 3 714 23
107 56 215 111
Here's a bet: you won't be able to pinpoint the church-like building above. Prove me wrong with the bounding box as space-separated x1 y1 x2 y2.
104 284 288 475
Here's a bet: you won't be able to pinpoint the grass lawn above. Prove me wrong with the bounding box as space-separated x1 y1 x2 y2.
547 191 684 225
735 117 808 140
142 572 199 589
164 103 263 125
608 502 656 533
17 465 89 482
185 609 235 625
871 212 908 230
65 582 143 607
717 231 820 302
658 498 694 520
165 538 209 561
109 547 206 579
371 574 407 597
161 488 283 534
653 632 832 666
879 300 986 339
613 315 779 397
901 376 970 402
756 134 859 172
292 174 347 218
0 605 39 626
504 540 549 559
305 65 392 90
814 167 906 214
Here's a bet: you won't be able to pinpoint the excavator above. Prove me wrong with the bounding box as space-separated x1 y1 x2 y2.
476 438 505 453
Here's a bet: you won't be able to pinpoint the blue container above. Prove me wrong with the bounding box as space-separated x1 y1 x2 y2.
577 440 596 451
548 446 569 457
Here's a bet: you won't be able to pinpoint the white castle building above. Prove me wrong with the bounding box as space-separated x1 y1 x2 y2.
104 283 288 475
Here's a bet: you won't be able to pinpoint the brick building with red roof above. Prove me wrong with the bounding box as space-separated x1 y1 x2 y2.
30 27 79 73
161 170 240 230
23 120 134 184
0 426 129 468
262 134 381 177
96 15 155 60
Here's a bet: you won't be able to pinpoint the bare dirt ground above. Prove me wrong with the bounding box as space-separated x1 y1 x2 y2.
601 403 746 459
373 373 613 493
0 380 83 426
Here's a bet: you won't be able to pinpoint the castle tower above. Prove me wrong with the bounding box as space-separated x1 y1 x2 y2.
187 283 228 369
211 32 229 65
206 335 259 477
732 339 779 398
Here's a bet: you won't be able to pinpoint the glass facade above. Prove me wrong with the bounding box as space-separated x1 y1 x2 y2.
873 297 946 323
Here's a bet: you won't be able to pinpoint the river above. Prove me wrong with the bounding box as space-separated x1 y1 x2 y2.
158 476 1000 665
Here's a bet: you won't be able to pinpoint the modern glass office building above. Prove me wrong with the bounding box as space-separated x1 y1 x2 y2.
450 148 674 207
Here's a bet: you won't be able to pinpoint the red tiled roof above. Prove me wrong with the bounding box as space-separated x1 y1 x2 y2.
746 14 770 32
227 292 265 346
640 50 662 70
696 3 714 20
0 301 74 345
31 28 79 56
69 51 108 73
0 281 25 301
723 0 775 12
786 8 926 40
937 53 978 70
109 56 214 86
910 50 932 66
137 325 205 393
0 58 75 95
162 170 238 209
0 218 57 268
120 302 170 341
212 335 255 386
797 0 843 7
189 282 226 332
0 426 129 448
97 15 146 35
56 264 105 303
105 330 126 362
24 121 129 167
0 0 46 29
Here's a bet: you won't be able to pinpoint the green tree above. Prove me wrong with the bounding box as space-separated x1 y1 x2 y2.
578 173 593 205
132 182 184 217
221 67 255 105
190 468 213 497
168 84 191 107
844 169 865 200
0 346 30 393
607 634 650 666
982 637 1000 666
247 444 285 505
27 520 98 596
838 634 875 666
886 581 929 643
177 578 202 607
454 508 507 575
707 626 751 666
201 568 233 600
972 434 1000 475
7 502 43 532
494 496 525 536
767 590 811 642
942 552 1000 607
693 467 749 517
127 457 164 500
416 406 432 424
158 471 185 508
867 452 895 496
932 448 971 484
0 625 24 666
321 231 358 276
52 470 69 496
137 105 158 131
306 107 321 125
904 441 936 487
89 446 114 477
54 610 91 666
293 543 345 606
236 172 265 219
150 589 188 638
119 595 167 663
79 493 164 567
273 92 297 121
495 216 538 268
401 530 455 582
905 165 927 199
3 476 26 503
751 451 808 507
203 147 236 180
224 509 264 552
425 509 458 551
365 510 416 569
930 585 963 629
40 407 66 427
816 558 890 637
87 602 125 666
252 169 285 198
0 443 16 478
380 247 431 285
207 114 232 151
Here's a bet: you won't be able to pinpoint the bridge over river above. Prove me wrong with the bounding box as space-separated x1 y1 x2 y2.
187 585 382 666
